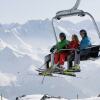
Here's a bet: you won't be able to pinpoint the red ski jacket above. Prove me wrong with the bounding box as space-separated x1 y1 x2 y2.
68 40 79 50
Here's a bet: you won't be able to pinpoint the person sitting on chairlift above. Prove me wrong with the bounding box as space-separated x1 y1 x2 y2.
53 32 69 69
67 29 92 71
44 32 69 69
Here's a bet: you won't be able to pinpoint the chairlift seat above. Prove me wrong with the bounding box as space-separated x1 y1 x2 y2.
61 45 100 61
80 45 100 60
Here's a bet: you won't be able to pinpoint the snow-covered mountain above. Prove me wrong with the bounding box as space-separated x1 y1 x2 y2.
0 47 35 73
1 19 100 49
0 19 100 100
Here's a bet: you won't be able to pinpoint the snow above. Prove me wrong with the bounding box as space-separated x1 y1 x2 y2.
16 95 100 100
0 20 100 100
0 96 8 100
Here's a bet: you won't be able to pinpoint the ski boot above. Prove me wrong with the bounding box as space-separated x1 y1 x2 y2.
67 64 81 72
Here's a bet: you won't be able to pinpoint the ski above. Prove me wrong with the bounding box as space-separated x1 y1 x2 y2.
36 68 76 77
36 68 46 72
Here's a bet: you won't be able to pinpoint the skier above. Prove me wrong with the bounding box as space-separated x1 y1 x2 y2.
80 29 92 49
68 34 79 50
67 29 92 71
53 32 70 69
44 32 69 69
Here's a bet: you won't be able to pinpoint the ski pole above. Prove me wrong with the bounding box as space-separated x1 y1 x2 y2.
41 75 45 84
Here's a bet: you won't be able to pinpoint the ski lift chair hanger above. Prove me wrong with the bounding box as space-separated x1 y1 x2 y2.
51 0 100 62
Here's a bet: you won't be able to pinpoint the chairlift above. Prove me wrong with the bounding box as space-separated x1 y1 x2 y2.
51 0 100 63
37 0 100 77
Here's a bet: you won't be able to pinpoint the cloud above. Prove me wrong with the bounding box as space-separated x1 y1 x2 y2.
0 72 17 86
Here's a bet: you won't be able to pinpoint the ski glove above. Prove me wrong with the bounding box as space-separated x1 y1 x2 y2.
50 45 56 53
77 49 80 54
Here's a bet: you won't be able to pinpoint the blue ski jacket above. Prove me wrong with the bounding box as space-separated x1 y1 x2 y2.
80 37 91 50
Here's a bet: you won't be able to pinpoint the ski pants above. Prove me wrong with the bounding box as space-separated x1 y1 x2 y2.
54 52 67 65
44 54 51 69
44 52 68 68
67 49 90 69
67 51 80 69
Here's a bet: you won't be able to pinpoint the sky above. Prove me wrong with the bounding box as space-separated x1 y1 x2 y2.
0 0 100 24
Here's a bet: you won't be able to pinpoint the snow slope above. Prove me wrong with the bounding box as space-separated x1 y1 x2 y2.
0 96 8 100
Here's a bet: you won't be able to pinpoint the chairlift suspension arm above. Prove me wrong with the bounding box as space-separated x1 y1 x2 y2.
85 12 100 39
52 0 81 43
71 0 81 10
52 17 58 44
